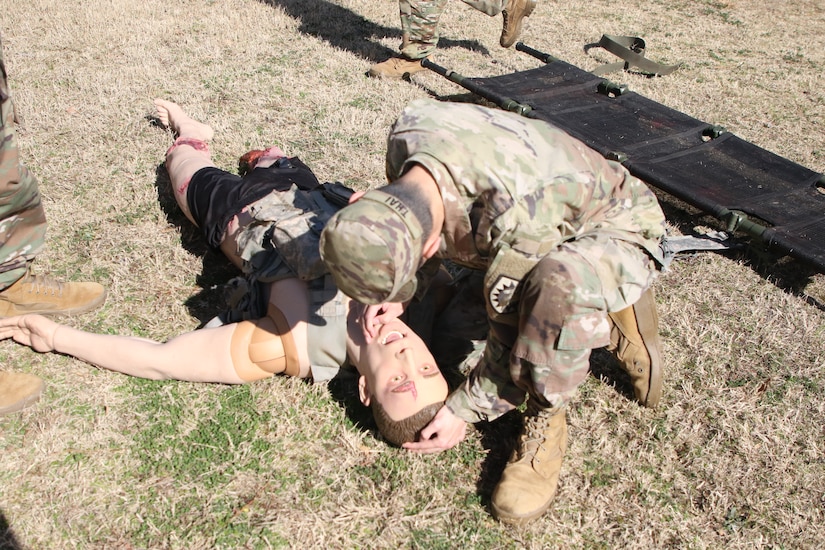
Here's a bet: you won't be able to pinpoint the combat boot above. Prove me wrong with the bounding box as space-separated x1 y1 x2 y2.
607 287 663 408
0 268 107 317
0 371 44 416
491 405 567 526
367 57 428 79
500 0 537 48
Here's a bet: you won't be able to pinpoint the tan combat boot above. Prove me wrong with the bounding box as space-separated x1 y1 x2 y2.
500 0 537 48
0 371 44 415
491 405 567 526
607 287 663 408
367 57 428 79
0 268 107 317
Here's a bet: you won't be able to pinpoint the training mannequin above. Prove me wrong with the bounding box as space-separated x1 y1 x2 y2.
0 100 451 446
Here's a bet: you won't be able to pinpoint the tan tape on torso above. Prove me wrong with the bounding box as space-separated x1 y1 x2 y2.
230 304 306 381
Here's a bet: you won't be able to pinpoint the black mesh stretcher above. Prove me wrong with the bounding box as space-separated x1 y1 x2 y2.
423 43 825 273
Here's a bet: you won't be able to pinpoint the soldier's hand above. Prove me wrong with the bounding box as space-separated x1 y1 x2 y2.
361 302 405 342
402 405 467 453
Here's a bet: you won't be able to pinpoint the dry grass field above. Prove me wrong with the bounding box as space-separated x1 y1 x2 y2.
1 0 824 548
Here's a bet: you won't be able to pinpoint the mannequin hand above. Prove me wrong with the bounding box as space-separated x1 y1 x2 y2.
0 314 60 353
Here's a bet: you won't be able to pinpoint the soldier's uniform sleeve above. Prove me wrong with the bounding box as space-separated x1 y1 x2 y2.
444 335 523 423
0 39 47 288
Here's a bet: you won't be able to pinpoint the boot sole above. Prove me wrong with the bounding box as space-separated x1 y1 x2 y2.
492 499 553 527
634 288 663 408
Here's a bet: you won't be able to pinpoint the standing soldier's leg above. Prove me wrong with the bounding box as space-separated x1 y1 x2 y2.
0 40 106 415
490 236 660 525
458 0 537 47
0 43 46 290
369 0 449 79
0 371 44 416
499 0 537 47
398 0 449 60
490 249 607 525
0 41 106 317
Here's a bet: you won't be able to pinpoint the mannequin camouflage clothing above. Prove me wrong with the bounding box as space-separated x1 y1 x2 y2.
0 39 47 289
386 99 667 422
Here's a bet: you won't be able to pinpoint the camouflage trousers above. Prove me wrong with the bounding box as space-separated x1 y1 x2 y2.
446 234 660 423
0 41 47 290
398 0 507 59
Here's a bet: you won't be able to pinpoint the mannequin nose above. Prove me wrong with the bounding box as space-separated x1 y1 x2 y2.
396 347 416 369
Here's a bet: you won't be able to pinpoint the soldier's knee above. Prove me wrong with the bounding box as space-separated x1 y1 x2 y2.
521 257 578 317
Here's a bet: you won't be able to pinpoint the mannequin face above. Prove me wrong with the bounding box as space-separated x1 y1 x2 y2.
355 318 448 421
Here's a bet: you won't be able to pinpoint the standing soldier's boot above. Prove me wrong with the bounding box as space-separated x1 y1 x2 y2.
0 267 107 317
500 0 537 48
607 287 663 408
367 57 428 79
491 404 567 525
0 371 44 416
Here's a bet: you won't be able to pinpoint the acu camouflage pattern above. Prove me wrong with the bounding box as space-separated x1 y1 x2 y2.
398 0 507 60
320 189 424 305
0 40 47 289
386 98 666 422
234 182 347 288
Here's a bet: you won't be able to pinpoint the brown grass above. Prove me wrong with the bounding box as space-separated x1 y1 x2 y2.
1 0 824 548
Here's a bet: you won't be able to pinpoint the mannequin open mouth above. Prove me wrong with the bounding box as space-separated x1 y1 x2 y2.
380 330 404 345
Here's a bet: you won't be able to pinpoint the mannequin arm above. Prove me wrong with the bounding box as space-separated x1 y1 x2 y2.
0 314 245 384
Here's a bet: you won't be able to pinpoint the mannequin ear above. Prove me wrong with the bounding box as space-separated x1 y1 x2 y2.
358 375 371 406
348 190 366 204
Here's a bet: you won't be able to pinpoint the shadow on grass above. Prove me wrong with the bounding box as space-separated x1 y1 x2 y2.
0 509 23 550
327 370 374 435
589 347 635 403
474 409 522 503
257 0 490 65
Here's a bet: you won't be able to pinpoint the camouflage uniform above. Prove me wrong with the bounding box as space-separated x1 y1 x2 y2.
386 99 667 422
0 39 47 289
399 0 508 59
